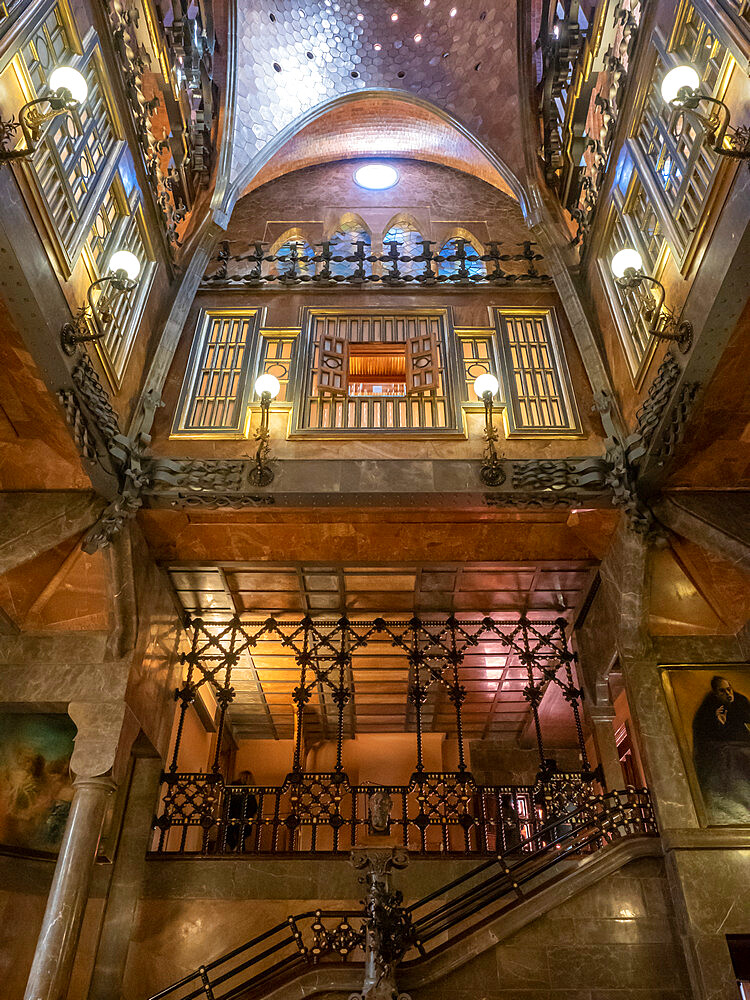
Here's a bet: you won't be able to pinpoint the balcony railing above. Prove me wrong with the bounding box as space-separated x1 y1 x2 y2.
147 786 657 1000
200 239 553 288
152 770 623 856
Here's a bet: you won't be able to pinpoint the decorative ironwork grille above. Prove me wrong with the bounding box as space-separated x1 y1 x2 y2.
155 614 595 855
494 310 580 434
174 310 260 434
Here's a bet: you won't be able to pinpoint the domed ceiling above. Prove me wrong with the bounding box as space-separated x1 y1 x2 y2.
227 0 524 199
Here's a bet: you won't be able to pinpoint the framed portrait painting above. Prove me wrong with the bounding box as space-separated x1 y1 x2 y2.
662 666 750 826
0 711 76 853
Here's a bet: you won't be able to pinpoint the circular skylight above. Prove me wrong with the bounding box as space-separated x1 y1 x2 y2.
354 164 399 190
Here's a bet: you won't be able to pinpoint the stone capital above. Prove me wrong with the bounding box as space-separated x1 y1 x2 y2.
68 701 128 780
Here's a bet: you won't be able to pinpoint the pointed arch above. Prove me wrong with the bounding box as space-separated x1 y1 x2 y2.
268 228 316 278
327 213 373 277
438 227 486 279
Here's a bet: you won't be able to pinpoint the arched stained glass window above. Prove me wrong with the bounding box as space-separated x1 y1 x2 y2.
382 223 424 276
275 240 315 278
329 220 372 277
439 238 486 279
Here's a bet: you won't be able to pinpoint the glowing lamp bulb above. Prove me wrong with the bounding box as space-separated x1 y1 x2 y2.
255 373 281 398
108 249 141 281
474 372 499 398
661 65 700 105
611 248 643 279
49 66 88 104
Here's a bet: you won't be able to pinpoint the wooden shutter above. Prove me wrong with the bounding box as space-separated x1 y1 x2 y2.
315 316 349 395
405 316 439 394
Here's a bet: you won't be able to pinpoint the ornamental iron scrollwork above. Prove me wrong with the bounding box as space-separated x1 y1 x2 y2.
201 239 552 288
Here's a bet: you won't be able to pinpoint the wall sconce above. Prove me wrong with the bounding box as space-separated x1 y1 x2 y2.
661 64 750 161
249 374 280 486
610 248 693 352
0 66 88 163
60 250 141 355
473 372 505 486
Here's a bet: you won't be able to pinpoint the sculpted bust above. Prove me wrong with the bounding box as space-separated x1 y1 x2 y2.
368 790 393 833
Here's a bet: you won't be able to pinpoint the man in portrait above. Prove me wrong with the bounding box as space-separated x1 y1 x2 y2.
692 675 750 823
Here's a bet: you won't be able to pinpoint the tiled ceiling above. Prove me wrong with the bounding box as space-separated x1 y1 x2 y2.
229 0 523 193
168 561 596 741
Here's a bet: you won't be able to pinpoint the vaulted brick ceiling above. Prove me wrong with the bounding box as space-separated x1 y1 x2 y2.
243 98 518 198
229 0 524 195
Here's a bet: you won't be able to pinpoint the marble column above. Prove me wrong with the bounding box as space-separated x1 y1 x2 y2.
87 748 162 1000
586 706 623 791
23 775 115 1000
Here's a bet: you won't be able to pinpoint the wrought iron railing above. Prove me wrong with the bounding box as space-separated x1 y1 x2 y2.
146 787 656 1000
200 239 552 287
153 771 555 855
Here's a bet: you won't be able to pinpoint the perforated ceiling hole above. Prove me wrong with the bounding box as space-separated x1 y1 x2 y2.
441 50 450 58
479 10 487 18
397 70 405 78
306 51 313 58
269 11 276 20
350 70 359 77
474 62 481 70
273 62 281 71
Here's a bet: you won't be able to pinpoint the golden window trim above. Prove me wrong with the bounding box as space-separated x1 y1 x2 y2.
172 308 262 439
88 193 158 390
493 307 582 438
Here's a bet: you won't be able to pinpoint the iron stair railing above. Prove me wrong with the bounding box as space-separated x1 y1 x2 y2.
145 788 656 1000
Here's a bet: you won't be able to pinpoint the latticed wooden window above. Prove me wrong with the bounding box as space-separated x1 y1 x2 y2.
459 334 495 399
175 311 260 435
302 311 450 432
634 19 734 260
257 333 296 403
494 309 580 434
599 165 667 377
16 16 120 262
83 185 155 385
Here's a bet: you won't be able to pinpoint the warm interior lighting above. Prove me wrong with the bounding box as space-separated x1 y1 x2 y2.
473 372 499 398
254 373 281 398
108 249 140 281
390 11 398 20
49 66 88 104
610 247 643 279
413 33 422 42
354 163 399 190
661 64 700 105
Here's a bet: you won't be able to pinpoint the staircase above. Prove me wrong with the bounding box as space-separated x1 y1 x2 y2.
146 788 657 1000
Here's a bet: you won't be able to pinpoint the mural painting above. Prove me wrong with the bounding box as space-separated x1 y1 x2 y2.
664 667 750 825
0 712 75 852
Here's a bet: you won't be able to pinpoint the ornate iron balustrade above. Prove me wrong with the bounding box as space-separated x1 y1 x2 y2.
154 771 553 855
200 239 552 288
146 787 657 1000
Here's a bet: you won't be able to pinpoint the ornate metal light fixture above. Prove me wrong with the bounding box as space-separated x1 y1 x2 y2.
661 65 750 161
60 250 141 355
0 67 88 163
473 372 505 486
610 248 692 352
249 373 280 486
